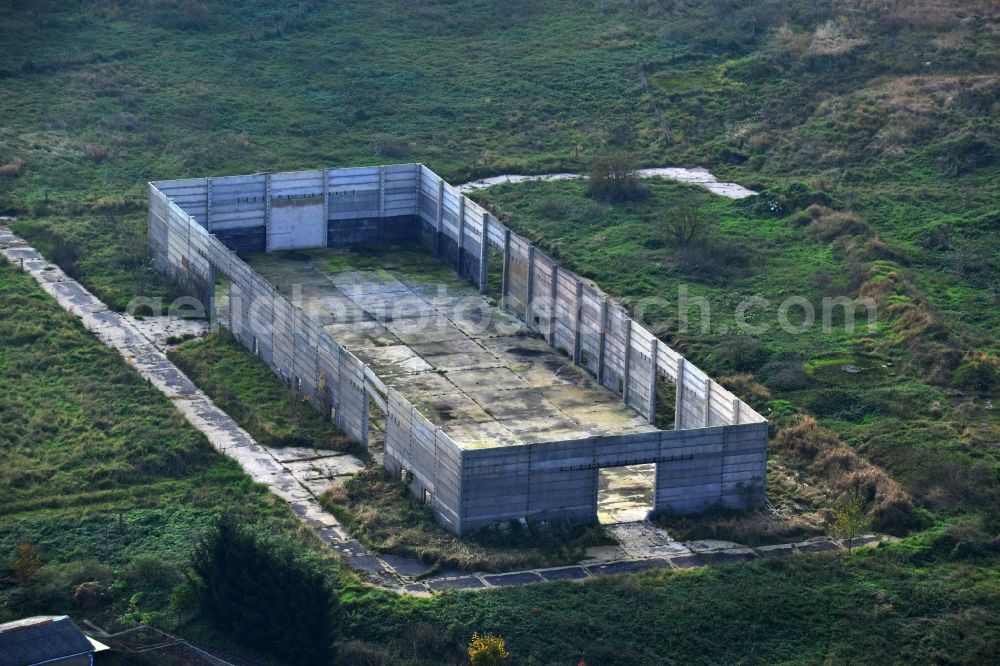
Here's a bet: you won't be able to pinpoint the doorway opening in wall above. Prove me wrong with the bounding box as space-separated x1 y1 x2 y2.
367 391 387 465
597 464 655 524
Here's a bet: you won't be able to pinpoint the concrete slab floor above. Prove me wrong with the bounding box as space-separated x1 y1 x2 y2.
245 244 657 451
598 464 655 524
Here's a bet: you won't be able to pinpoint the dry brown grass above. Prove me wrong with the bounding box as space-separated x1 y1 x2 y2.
811 446 860 475
230 134 252 151
807 19 869 55
809 210 870 241
662 507 823 546
0 157 24 176
84 144 109 162
719 373 772 408
857 272 900 305
774 415 920 534
772 416 841 460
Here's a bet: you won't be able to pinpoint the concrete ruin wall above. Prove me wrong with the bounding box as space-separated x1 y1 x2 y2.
149 163 768 535
460 422 769 531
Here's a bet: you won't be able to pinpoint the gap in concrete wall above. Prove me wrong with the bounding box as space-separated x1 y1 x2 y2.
597 464 655 524
484 245 504 303
213 275 230 326
367 392 387 464
654 380 677 431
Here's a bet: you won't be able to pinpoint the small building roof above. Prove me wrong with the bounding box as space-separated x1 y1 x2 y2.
0 615 95 666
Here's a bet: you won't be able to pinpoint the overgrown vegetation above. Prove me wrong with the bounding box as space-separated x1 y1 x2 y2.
320 468 611 572
13 214 184 313
473 178 998 547
168 331 358 453
0 261 333 642
586 154 649 203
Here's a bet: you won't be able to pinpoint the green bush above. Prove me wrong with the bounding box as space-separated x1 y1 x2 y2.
950 356 1000 393
935 132 996 176
586 154 649 203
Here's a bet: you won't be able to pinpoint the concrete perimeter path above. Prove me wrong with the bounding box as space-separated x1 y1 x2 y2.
1 226 887 596
460 166 759 198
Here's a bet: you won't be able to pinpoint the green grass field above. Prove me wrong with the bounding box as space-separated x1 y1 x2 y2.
168 331 358 452
2 0 999 663
0 261 335 633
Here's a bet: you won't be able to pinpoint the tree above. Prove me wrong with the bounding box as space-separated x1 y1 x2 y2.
830 490 871 551
660 197 711 246
468 632 510 666
191 517 336 663
586 154 649 203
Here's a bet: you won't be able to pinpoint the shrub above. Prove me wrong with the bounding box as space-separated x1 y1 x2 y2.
711 335 769 373
11 542 43 583
336 641 392 666
921 224 954 250
7 560 111 616
73 580 111 611
84 144 110 162
659 196 711 246
951 353 1000 393
935 131 996 176
953 246 990 276
123 554 181 592
922 523 1000 562
809 210 869 241
585 154 649 203
921 460 999 512
828 490 870 548
868 492 923 535
759 357 811 391
468 633 510 666
372 137 412 159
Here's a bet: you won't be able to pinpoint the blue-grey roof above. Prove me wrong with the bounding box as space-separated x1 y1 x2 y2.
0 616 94 666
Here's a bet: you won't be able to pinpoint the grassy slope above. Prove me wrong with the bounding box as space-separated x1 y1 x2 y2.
1 0 999 662
471 178 999 531
0 261 329 629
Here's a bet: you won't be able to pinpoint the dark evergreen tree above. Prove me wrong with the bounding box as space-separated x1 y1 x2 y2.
191 516 336 663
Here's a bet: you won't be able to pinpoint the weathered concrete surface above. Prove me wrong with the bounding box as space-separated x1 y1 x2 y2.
459 167 758 199
129 315 210 351
245 249 657 448
598 464 655 524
